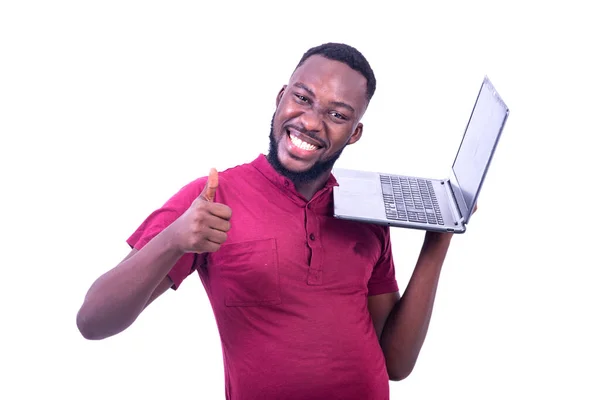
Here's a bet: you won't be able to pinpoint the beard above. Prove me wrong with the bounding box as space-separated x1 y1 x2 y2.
266 112 344 185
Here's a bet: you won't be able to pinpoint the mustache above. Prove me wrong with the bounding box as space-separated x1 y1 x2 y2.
284 123 326 148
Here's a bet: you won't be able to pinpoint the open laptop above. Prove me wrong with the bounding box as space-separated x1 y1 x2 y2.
332 76 510 234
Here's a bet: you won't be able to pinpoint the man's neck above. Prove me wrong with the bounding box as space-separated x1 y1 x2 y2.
293 171 332 201
265 153 335 201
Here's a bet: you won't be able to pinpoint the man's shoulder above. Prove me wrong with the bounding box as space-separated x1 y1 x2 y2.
218 157 259 178
188 155 261 184
329 215 391 245
360 222 391 244
214 156 264 188
165 157 257 201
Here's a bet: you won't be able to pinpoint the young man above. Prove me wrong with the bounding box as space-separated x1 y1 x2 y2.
77 43 460 400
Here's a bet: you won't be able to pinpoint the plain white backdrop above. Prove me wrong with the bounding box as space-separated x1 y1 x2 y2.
1 1 598 399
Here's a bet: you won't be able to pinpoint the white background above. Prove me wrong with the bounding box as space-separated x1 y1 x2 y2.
1 1 598 399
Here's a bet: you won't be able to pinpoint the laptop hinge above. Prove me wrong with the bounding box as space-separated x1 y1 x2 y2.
443 179 465 226
450 168 472 224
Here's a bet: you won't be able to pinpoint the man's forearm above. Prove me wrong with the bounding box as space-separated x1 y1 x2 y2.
381 232 453 380
76 226 183 340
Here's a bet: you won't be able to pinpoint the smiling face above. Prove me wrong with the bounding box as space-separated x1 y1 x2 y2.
267 55 369 184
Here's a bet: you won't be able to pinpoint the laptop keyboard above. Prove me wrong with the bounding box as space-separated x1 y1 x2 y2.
380 175 445 225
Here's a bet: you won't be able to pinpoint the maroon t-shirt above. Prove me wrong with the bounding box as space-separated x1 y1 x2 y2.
128 155 399 400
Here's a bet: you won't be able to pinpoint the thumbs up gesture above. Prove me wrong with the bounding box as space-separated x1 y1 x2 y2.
170 168 232 254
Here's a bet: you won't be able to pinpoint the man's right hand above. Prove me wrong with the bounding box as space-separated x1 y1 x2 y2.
169 168 232 254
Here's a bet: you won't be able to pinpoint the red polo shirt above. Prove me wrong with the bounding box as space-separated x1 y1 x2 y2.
127 155 399 400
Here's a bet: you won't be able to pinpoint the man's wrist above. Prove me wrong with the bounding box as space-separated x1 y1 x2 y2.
424 231 453 245
419 231 453 261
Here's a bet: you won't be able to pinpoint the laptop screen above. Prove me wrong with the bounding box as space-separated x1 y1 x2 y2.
452 77 509 216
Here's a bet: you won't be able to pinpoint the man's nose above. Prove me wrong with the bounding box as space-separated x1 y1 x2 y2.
299 107 323 133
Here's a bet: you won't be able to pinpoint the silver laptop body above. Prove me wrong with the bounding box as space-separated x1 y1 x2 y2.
332 76 510 234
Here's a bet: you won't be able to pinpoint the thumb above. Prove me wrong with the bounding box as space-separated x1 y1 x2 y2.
199 168 218 202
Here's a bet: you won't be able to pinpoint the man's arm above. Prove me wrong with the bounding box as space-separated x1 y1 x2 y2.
368 231 453 381
76 170 231 340
76 232 186 341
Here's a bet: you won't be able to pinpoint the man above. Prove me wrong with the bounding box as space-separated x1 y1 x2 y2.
77 43 460 400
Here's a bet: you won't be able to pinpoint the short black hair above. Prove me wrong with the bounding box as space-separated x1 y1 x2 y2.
295 42 376 102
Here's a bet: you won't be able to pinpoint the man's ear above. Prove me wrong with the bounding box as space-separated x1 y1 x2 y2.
347 123 364 145
276 85 287 106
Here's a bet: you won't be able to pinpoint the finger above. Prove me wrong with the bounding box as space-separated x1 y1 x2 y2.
197 240 221 254
199 168 219 202
202 213 231 232
208 203 233 221
205 214 231 232
206 229 228 245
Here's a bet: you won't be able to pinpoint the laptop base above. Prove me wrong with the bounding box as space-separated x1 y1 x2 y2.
332 168 467 234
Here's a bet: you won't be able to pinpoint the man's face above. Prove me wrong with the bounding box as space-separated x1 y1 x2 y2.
267 55 368 184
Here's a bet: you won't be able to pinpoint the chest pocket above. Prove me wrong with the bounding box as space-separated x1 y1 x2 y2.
211 238 281 307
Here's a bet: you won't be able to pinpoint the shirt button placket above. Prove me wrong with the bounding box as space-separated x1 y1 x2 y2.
305 204 322 285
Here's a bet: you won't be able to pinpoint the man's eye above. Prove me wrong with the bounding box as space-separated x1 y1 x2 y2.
295 94 309 103
330 111 347 120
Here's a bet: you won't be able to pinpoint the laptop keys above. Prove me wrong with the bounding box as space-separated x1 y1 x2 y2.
381 175 445 225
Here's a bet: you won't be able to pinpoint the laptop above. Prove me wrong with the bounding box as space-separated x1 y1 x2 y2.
332 76 510 234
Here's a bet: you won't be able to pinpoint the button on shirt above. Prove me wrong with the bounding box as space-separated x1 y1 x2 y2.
127 155 399 400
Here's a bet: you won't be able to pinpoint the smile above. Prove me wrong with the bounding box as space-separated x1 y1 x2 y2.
290 134 317 151
286 129 322 152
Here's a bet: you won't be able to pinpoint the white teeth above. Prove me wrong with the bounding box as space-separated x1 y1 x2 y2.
290 134 318 151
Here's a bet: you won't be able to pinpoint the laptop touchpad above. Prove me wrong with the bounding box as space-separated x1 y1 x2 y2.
338 178 380 195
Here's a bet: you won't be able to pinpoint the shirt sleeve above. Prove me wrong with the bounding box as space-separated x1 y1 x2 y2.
367 227 399 296
126 177 207 290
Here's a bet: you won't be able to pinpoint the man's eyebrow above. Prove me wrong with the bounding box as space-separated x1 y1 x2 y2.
294 82 315 98
293 82 356 114
330 101 355 114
